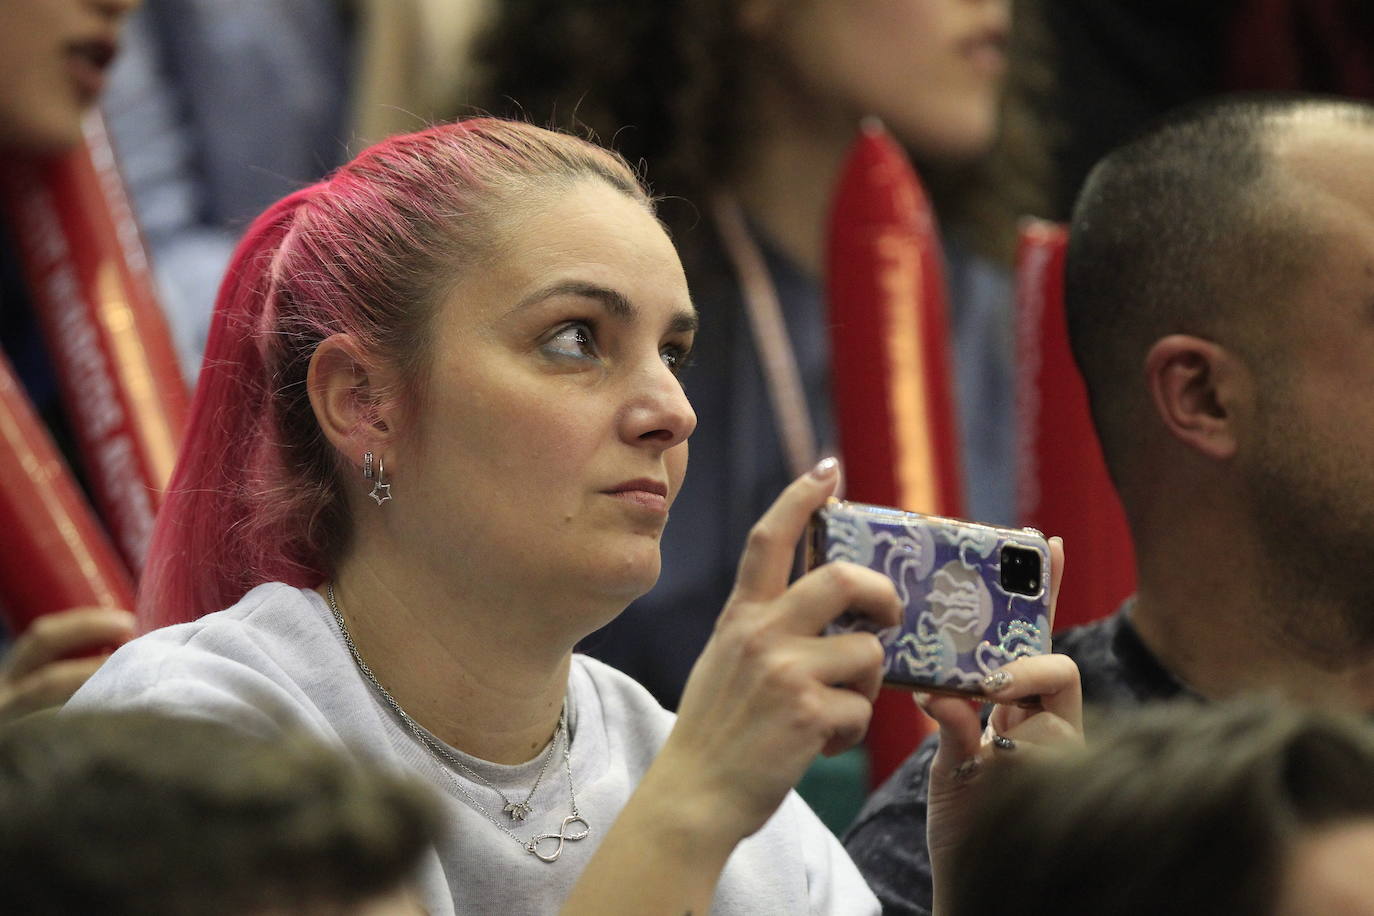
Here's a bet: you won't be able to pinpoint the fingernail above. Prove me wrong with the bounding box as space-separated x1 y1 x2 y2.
810 456 839 480
982 670 1013 694
912 691 931 711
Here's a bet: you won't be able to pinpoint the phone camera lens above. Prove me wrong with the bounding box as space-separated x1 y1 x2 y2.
999 545 1043 596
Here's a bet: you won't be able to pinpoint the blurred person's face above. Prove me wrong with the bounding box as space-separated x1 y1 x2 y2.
0 0 139 153
759 0 1012 162
1278 820 1374 915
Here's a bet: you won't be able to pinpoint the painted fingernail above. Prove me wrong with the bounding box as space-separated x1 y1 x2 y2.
982 670 1013 694
991 733 1017 752
951 756 983 785
810 456 839 480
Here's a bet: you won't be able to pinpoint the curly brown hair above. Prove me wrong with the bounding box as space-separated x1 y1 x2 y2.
473 0 1056 264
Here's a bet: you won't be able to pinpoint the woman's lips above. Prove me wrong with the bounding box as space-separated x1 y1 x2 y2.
606 490 668 512
603 479 669 514
66 40 117 101
960 30 1008 76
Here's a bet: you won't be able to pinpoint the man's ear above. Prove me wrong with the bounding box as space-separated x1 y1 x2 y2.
306 334 399 469
1143 334 1251 462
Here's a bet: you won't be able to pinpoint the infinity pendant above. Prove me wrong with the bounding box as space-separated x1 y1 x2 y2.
526 815 590 862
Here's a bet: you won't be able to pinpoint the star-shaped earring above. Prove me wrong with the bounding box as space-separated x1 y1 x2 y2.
368 456 392 505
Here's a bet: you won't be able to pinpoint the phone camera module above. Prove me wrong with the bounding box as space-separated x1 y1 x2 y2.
999 545 1043 596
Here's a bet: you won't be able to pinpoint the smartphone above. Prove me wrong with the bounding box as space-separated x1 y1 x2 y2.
806 498 1052 698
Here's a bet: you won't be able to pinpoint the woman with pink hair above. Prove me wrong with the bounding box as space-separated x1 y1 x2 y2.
66 118 906 913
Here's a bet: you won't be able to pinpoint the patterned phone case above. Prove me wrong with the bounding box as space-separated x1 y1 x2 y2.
807 499 1051 696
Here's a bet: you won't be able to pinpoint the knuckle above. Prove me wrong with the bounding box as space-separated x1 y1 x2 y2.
837 705 874 743
1043 714 1081 744
860 634 886 669
27 615 56 643
736 622 774 663
824 562 862 594
715 594 745 631
22 619 59 656
745 521 779 555
789 688 827 729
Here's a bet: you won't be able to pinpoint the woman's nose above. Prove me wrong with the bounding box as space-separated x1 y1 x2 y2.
623 362 697 450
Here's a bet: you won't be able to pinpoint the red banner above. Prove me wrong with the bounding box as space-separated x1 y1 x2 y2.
826 121 963 787
1014 219 1135 630
0 114 189 573
0 352 136 632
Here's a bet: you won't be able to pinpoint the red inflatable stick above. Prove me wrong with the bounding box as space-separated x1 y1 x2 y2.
826 121 964 787
827 120 965 517
0 114 189 573
0 352 136 633
1014 219 1135 631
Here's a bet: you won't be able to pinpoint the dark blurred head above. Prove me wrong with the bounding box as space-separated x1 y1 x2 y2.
0 0 139 153
949 699 1374 916
0 711 437 915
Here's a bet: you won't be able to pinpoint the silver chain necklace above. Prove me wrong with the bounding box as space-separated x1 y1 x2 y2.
326 584 590 862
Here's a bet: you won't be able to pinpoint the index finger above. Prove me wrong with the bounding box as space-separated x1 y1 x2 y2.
2 608 135 680
733 457 840 601
982 654 1082 732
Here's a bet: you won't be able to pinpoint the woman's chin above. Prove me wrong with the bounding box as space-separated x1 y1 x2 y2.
593 552 663 606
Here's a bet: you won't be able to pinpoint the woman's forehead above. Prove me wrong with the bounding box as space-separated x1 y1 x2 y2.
439 181 692 324
470 182 686 301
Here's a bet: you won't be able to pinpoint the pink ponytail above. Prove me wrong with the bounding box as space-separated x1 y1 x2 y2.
139 187 324 629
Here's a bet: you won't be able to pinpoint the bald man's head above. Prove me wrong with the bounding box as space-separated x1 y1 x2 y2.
1064 96 1374 485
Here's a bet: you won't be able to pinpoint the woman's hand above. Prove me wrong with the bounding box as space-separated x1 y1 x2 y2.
922 538 1083 916
562 459 898 915
661 457 901 841
0 607 135 723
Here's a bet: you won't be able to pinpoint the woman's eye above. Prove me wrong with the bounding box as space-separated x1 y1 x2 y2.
543 323 599 362
661 344 694 375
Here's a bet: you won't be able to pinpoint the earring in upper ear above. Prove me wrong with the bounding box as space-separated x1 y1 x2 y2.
362 451 375 479
368 456 392 506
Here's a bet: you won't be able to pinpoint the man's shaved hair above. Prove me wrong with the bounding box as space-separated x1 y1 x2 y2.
1064 94 1374 481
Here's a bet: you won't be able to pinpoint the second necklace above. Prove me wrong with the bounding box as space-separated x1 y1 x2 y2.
325 584 590 862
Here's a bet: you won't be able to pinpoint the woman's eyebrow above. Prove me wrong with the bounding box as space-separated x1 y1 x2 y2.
509 280 699 333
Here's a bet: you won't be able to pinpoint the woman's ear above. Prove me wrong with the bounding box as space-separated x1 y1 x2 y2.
1143 334 1252 462
306 334 398 466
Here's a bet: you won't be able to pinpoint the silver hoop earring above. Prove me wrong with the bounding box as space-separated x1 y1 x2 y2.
362 451 375 479
369 457 392 506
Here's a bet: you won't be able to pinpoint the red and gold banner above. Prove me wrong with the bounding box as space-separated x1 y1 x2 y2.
0 351 136 632
1014 219 1135 630
0 114 189 574
826 121 963 787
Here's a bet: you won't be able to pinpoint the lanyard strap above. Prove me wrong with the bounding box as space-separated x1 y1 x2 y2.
711 194 818 480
